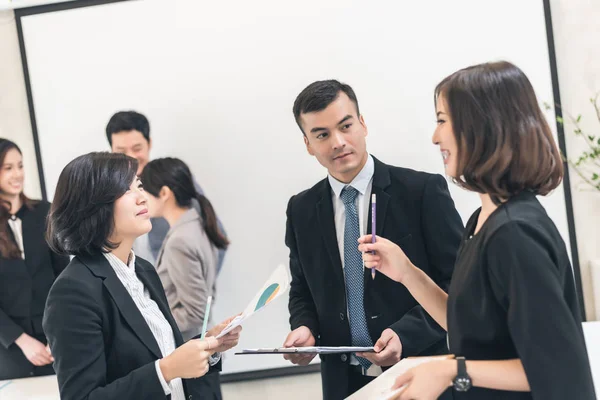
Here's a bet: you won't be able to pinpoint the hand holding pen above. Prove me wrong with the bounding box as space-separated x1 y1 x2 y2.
358 235 414 284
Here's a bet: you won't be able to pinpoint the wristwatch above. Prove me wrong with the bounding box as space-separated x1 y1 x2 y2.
452 356 472 392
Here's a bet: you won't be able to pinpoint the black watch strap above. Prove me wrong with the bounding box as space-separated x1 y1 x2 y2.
456 356 467 375
453 356 472 392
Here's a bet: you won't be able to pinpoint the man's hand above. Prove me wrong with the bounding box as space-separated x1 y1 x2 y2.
357 328 402 367
282 326 316 366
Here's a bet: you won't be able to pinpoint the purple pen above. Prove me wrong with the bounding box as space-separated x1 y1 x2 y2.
371 194 376 279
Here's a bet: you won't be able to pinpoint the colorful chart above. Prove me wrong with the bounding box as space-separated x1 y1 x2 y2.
254 283 280 311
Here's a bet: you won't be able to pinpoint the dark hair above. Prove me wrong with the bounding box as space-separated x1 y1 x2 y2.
105 111 150 145
293 80 360 135
434 61 563 205
47 152 138 257
140 158 228 250
0 139 38 259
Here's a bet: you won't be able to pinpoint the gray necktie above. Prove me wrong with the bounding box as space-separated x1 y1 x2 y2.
340 186 373 369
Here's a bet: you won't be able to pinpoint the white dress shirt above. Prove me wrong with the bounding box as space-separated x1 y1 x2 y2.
103 251 186 400
7 215 25 259
327 154 375 272
328 154 378 369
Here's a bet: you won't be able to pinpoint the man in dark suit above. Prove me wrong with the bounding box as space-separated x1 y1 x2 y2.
282 80 464 399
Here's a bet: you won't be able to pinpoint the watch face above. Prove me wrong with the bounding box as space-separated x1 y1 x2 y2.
454 377 472 392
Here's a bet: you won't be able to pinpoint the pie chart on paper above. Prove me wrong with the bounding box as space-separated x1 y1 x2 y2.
254 283 280 311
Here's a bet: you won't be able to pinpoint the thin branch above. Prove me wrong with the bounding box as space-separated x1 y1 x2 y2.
568 115 599 156
593 92 600 124
568 159 599 190
552 94 600 192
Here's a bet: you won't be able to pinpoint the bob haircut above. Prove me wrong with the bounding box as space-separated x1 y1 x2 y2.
435 61 563 205
47 152 138 258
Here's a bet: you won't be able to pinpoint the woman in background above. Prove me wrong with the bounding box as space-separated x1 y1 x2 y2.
358 61 596 399
0 138 69 380
140 157 229 400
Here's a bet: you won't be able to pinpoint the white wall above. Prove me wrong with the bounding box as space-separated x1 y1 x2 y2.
1 1 599 398
0 9 323 397
0 10 41 199
15 0 572 376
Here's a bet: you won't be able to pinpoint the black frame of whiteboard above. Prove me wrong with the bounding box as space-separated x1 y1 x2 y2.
13 0 587 381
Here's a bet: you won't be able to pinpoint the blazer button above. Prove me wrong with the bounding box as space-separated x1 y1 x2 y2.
340 354 348 362
339 313 345 321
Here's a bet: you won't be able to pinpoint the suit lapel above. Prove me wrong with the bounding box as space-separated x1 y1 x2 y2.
136 264 185 346
316 180 346 289
81 255 163 359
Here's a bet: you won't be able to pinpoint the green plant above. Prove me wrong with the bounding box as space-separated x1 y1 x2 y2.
545 93 600 191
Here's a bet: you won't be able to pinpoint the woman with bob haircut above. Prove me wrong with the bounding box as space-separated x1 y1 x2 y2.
357 61 596 399
43 152 241 400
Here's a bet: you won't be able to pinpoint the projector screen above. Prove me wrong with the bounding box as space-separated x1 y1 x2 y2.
16 0 578 376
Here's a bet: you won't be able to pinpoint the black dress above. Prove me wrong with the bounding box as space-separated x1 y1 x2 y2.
0 201 69 380
447 191 596 399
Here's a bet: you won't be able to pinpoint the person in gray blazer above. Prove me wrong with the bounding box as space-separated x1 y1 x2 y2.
140 157 229 400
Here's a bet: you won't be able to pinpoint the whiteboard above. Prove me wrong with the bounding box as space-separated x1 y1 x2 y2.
18 0 572 374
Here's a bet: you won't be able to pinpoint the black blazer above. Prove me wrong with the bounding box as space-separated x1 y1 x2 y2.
43 253 220 400
286 156 464 399
0 201 69 379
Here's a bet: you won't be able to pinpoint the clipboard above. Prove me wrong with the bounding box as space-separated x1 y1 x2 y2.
236 346 375 355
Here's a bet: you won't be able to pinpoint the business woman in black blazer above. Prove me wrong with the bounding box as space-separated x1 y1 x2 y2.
0 139 69 380
43 152 241 400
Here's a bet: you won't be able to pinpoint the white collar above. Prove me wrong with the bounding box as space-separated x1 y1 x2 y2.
104 250 136 272
328 154 374 198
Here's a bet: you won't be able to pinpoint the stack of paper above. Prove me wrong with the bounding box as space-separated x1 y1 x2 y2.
345 355 452 400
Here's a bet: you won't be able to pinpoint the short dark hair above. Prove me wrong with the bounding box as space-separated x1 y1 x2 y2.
140 157 229 250
47 152 138 257
105 111 150 145
435 61 563 205
292 80 360 135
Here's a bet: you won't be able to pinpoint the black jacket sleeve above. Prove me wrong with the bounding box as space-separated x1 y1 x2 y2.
43 276 166 400
486 222 596 399
286 196 320 338
0 308 24 348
